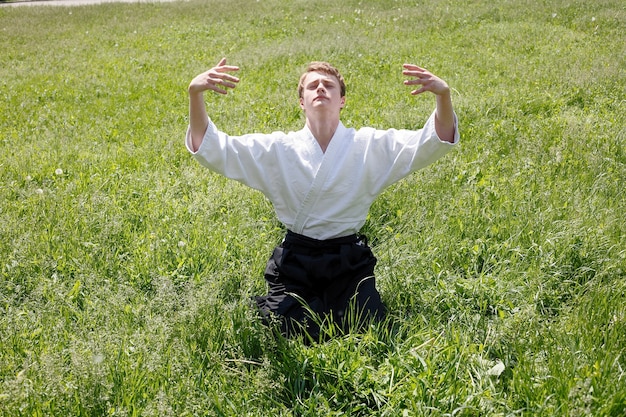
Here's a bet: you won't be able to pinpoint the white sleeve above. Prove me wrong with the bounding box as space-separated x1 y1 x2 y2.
185 119 281 193
365 110 459 191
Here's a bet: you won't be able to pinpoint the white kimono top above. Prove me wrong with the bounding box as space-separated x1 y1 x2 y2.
186 110 459 240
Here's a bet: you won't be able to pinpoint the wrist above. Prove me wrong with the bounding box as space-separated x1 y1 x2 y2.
436 87 451 99
188 83 205 96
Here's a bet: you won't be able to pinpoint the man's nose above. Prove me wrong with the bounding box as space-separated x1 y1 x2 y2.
316 83 326 92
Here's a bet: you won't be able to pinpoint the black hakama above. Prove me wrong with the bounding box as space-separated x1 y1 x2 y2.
255 230 386 340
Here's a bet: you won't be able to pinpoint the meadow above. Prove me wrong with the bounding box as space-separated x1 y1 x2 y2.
1 0 625 415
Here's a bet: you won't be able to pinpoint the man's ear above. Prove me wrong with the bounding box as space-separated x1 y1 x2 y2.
299 97 305 110
340 96 346 108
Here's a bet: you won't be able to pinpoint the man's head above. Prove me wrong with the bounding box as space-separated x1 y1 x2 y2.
298 62 346 99
298 62 346 116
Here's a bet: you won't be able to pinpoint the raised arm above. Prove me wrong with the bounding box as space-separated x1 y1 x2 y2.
188 58 240 151
402 64 455 143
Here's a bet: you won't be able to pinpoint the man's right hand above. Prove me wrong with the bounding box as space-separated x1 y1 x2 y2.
188 57 240 95
188 58 239 150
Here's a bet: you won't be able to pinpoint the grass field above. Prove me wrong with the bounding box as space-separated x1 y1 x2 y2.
1 0 625 415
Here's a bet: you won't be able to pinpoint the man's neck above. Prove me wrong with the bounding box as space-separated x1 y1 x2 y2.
306 117 340 153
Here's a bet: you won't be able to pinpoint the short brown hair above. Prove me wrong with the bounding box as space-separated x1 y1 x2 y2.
298 62 346 99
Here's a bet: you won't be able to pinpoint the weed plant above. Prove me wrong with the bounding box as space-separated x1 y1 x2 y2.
1 0 625 415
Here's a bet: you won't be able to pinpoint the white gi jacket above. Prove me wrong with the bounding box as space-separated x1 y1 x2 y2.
186 110 459 240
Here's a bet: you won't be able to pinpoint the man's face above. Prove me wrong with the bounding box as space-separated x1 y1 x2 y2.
299 71 345 115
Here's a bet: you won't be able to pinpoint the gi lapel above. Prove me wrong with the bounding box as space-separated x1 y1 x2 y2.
291 123 346 235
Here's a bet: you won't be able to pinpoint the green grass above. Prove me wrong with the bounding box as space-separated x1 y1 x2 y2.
1 0 625 415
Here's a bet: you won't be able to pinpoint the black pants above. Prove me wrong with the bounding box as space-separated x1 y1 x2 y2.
255 230 386 339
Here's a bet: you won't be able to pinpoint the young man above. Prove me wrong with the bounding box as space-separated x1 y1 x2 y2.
187 58 459 339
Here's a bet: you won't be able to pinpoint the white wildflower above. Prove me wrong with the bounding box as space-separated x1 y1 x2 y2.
487 361 506 376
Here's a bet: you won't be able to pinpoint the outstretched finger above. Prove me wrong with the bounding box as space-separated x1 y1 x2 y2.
403 75 430 93
209 59 240 85
207 79 235 94
211 72 240 85
402 63 428 76
214 57 240 73
409 86 427 95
